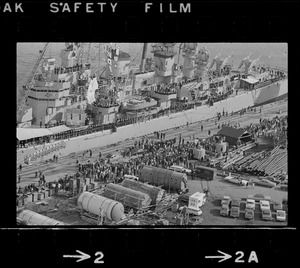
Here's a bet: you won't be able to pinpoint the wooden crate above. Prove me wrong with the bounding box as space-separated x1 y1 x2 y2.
38 192 44 201
44 191 49 198
32 192 39 202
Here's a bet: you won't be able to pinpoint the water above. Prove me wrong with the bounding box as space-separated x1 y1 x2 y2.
17 42 287 97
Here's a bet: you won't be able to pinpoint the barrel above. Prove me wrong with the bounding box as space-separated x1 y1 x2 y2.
17 209 67 225
78 192 125 222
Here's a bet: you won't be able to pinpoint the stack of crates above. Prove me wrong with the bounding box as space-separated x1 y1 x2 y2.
38 192 45 201
48 188 54 196
90 182 95 190
85 178 91 191
70 178 78 196
93 181 99 189
25 194 32 204
44 190 49 198
85 178 91 186
32 192 39 202
23 196 28 205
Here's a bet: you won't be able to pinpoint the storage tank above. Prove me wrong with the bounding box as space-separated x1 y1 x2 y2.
121 178 165 205
215 142 227 153
17 210 67 225
78 192 125 222
139 166 188 192
102 183 152 210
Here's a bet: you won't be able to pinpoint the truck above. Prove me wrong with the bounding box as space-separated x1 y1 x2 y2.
224 174 242 185
194 165 217 181
169 165 192 175
186 192 206 216
255 178 276 188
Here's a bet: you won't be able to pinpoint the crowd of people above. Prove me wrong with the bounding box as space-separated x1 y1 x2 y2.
93 96 119 108
244 114 287 143
17 132 208 198
16 103 287 202
53 63 91 75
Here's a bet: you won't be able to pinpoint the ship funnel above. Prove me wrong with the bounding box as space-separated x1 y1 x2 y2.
140 43 148 72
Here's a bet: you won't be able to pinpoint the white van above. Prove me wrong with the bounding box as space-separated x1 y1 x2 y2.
186 206 203 216
124 174 139 181
169 165 192 175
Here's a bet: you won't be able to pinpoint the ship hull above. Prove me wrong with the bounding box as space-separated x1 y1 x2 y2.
253 78 287 105
17 79 287 164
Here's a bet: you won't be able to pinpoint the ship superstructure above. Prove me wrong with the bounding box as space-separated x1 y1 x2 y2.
25 43 91 127
18 43 287 155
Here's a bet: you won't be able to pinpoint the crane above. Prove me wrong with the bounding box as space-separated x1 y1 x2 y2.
248 55 261 72
17 42 50 121
237 53 252 69
207 49 223 70
24 42 50 90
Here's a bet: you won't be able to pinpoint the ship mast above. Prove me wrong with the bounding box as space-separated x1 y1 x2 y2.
140 43 148 72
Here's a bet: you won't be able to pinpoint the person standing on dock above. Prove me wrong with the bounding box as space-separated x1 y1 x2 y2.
19 164 22 173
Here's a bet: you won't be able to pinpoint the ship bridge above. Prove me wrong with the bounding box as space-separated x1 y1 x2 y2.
240 77 259 90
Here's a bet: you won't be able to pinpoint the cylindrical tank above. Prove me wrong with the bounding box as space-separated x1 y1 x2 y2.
102 183 152 210
139 166 188 192
215 142 227 153
121 178 165 205
17 209 67 225
78 192 124 222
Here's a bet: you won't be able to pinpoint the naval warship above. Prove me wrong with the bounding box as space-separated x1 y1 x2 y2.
16 42 287 163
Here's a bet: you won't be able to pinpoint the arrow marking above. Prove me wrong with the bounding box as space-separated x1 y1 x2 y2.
205 250 232 263
63 250 91 262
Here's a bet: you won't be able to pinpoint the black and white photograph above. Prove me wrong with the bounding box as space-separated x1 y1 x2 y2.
1 0 297 266
16 42 288 226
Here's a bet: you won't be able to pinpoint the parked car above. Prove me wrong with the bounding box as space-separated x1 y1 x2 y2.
188 217 203 225
280 184 288 191
276 210 286 222
224 175 242 185
260 200 270 211
230 206 240 218
273 202 283 211
248 194 271 201
261 176 281 184
169 165 192 175
282 197 288 205
220 204 230 217
246 199 256 210
255 179 276 188
186 207 203 216
221 196 231 206
124 174 139 181
262 209 272 221
231 198 241 208
245 208 254 220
